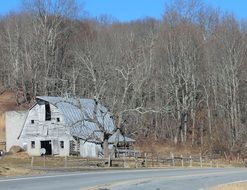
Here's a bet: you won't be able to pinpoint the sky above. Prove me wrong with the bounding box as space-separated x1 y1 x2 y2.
0 0 247 22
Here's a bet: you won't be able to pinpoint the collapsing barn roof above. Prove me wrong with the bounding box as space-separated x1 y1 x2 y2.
108 132 135 143
36 96 115 142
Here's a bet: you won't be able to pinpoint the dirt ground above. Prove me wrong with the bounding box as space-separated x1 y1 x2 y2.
211 183 247 190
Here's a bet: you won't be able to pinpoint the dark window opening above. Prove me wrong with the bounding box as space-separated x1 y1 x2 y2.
31 141 35 149
56 118 60 122
60 141 64 149
45 104 51 121
31 120 34 124
40 140 52 155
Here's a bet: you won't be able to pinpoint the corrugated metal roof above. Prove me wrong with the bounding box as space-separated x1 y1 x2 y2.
36 96 115 141
108 132 135 143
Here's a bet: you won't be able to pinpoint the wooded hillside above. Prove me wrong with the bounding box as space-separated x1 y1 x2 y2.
0 0 246 155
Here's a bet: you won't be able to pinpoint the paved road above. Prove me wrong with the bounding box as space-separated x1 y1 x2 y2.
0 168 247 190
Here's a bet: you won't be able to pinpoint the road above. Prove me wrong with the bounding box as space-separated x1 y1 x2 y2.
0 168 247 190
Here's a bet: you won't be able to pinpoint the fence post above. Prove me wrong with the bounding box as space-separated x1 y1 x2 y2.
43 156 46 168
181 155 184 167
108 155 111 167
171 153 175 167
64 156 67 168
86 157 89 166
189 155 192 167
135 153 138 168
152 154 154 167
31 156 34 169
145 153 147 168
157 153 160 167
200 153 202 168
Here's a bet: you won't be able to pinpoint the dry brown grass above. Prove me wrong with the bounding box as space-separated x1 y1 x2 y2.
135 139 202 156
211 183 247 190
0 153 44 176
0 166 38 176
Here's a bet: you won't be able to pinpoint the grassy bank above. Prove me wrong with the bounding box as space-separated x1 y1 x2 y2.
211 183 247 190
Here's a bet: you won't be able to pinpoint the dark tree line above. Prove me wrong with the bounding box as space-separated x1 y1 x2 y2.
0 0 247 155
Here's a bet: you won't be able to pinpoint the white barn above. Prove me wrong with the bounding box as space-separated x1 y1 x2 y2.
15 96 134 157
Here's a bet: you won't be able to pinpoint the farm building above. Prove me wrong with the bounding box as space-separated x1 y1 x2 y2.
0 90 29 151
6 96 135 157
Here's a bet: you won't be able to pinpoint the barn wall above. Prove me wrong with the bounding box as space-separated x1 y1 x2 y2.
0 90 28 150
21 104 68 138
58 139 70 156
25 137 70 156
5 111 28 151
20 103 72 156
0 113 5 150
80 140 102 158
26 139 40 156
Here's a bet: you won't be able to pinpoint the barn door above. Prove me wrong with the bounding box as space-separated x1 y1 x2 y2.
52 140 59 155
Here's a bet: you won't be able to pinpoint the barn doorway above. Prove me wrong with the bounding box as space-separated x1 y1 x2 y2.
40 140 52 155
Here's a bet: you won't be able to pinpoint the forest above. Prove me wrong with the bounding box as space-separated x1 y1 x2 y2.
0 0 246 156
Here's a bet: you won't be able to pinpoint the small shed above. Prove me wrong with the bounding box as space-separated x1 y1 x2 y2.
109 132 136 157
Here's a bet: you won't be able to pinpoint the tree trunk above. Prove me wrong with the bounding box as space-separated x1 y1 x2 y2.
103 138 109 158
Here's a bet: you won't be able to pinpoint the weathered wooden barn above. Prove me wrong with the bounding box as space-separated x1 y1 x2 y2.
14 96 135 157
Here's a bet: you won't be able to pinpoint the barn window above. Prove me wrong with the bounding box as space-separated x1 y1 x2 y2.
31 120 34 124
60 141 64 149
56 118 60 122
31 141 35 149
45 104 51 121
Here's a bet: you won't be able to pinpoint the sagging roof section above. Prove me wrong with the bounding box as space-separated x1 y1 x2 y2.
108 132 135 143
36 96 115 141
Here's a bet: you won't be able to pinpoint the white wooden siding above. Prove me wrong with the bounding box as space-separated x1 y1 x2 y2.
21 104 70 139
80 140 102 157
20 103 72 156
